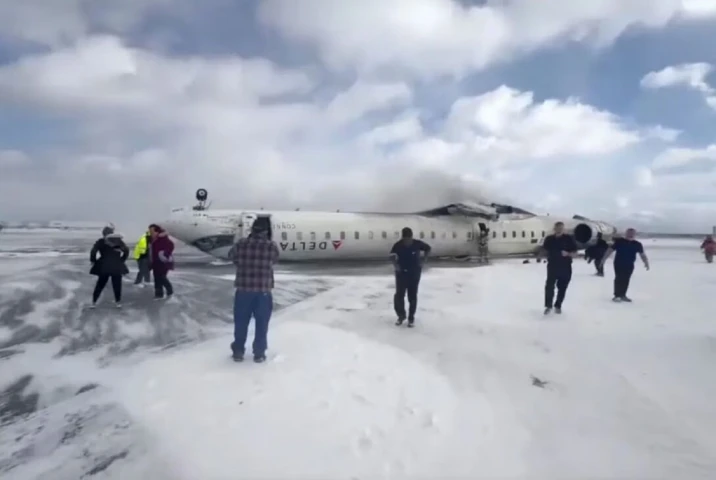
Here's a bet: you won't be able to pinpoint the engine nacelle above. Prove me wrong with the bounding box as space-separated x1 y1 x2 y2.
570 220 618 247
573 223 594 245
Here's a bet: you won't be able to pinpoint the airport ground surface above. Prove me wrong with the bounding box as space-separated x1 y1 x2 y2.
1 229 714 479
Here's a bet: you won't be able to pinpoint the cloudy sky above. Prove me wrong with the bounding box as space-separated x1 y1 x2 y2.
1 0 715 232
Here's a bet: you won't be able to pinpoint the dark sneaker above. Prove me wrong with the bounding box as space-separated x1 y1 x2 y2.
621 296 632 302
554 307 562 314
253 355 267 363
407 317 415 328
395 317 406 326
612 296 622 302
543 307 552 315
230 342 243 362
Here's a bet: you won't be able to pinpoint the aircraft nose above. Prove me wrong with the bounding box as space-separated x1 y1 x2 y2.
162 207 193 241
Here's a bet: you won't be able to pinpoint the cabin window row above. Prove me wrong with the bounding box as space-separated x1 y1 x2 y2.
278 230 548 241
491 230 547 239
280 230 468 241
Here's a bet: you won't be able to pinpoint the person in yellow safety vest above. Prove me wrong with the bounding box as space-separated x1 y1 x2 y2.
132 230 152 286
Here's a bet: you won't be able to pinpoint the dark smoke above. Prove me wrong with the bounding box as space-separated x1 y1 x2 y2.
369 169 509 212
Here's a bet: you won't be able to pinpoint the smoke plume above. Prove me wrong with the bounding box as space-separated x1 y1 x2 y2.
368 169 509 212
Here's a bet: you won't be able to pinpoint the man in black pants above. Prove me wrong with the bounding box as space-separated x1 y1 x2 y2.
541 221 578 315
599 228 649 302
390 227 431 327
590 232 609 276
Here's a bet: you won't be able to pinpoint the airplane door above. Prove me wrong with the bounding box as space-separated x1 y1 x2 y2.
238 212 257 239
236 212 273 241
477 222 489 261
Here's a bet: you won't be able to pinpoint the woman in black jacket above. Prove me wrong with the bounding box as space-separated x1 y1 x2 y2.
90 225 130 308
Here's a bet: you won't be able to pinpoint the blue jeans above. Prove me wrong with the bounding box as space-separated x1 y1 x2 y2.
232 290 273 358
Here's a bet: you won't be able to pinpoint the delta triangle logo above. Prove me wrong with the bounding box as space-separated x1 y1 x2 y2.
331 240 342 250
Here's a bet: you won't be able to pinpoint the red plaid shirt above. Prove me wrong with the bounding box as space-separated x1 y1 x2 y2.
230 236 280 292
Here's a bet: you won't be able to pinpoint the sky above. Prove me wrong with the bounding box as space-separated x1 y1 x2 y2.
1 0 716 232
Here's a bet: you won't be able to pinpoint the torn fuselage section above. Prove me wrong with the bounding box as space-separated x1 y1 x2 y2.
416 201 501 220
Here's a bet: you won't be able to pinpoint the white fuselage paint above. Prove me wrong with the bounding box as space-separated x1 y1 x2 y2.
163 207 616 262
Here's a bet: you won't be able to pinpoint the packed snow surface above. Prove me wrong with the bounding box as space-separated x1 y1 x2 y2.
118 241 716 479
2 237 716 479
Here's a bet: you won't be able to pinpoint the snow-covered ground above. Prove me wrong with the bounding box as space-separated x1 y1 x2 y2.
2 238 716 479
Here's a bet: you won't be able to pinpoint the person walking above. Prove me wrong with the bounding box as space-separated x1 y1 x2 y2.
389 227 431 327
600 228 649 302
541 221 578 315
89 225 129 308
701 235 715 263
132 229 152 286
230 221 280 363
149 224 175 299
591 232 609 276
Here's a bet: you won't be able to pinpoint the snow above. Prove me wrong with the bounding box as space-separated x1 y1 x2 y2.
3 239 716 479
113 242 716 479
120 322 459 479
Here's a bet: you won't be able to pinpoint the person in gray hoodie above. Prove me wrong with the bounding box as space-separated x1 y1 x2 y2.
89 225 129 308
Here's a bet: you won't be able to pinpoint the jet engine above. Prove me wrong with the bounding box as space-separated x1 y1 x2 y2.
572 223 595 245
569 216 618 247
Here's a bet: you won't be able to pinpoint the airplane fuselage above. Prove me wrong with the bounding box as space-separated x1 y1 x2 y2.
164 207 616 261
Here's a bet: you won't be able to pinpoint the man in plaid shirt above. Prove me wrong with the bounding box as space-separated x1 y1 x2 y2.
229 221 280 363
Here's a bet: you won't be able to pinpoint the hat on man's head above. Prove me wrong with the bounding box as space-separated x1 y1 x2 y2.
251 221 268 233
102 224 115 237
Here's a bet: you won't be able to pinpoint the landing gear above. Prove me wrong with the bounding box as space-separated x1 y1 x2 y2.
193 188 210 211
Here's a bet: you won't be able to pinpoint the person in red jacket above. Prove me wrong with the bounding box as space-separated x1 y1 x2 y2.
701 235 715 263
149 224 175 299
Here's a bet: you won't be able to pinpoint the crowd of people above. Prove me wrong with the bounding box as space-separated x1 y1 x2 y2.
88 223 175 308
89 220 713 363
543 227 715 314
541 222 650 314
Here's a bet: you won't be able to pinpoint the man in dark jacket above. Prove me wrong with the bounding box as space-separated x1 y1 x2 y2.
390 227 431 327
541 221 578 315
149 224 175 299
90 225 129 308
599 228 649 302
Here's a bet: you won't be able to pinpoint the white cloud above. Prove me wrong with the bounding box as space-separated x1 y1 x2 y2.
652 144 716 169
0 1 715 232
442 86 640 161
640 62 716 109
640 62 713 92
324 80 413 125
0 35 648 223
643 125 681 142
682 0 716 18
0 0 185 47
357 114 424 147
259 0 716 78
634 166 654 188
0 35 315 114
